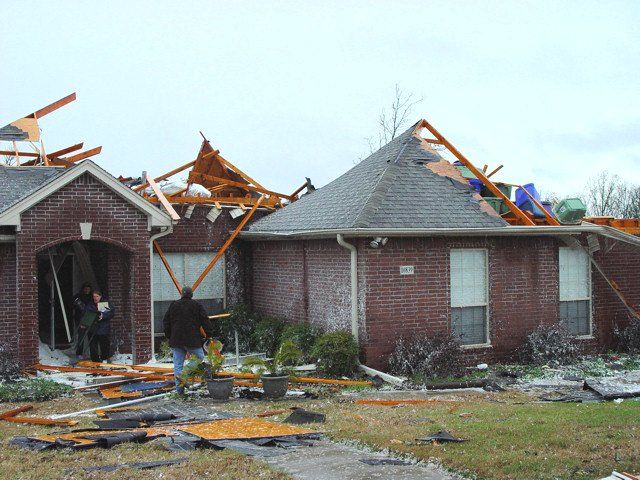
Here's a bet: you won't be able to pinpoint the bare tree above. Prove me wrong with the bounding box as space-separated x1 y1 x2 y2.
2 155 16 166
361 85 422 159
584 171 640 218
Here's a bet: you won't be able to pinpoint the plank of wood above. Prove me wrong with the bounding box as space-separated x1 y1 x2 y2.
59 146 102 163
147 196 278 207
153 240 183 294
0 405 33 419
0 150 39 158
517 184 560 226
32 92 76 119
189 172 293 201
289 181 308 199
3 416 79 426
132 160 197 192
147 177 180 221
48 142 84 158
191 196 264 292
31 364 170 380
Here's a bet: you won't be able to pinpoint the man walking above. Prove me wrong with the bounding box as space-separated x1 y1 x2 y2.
163 286 217 394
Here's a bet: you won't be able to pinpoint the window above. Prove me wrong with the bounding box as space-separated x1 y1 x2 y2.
450 249 489 345
152 252 225 334
559 247 591 336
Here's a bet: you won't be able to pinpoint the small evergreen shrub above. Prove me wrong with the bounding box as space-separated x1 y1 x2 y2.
0 378 72 402
614 318 640 354
217 304 258 352
280 323 320 361
518 324 581 366
311 331 359 376
0 340 20 382
252 317 287 356
388 333 464 380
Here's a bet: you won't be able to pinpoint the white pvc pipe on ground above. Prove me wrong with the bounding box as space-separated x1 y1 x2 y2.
50 392 170 419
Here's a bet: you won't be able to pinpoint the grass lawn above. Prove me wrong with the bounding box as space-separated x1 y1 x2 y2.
0 395 290 480
223 390 640 480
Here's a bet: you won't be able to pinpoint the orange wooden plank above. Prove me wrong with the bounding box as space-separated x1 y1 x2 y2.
0 405 33 419
153 240 183 293
517 184 560 226
31 363 170 380
59 146 102 163
147 177 181 221
189 171 293 201
32 92 76 119
191 196 264 291
133 160 197 192
48 142 84 158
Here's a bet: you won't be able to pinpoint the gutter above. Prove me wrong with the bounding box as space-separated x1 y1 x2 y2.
336 234 359 344
240 224 640 247
148 225 174 361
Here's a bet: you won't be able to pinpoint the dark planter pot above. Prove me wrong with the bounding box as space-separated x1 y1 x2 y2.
261 374 289 398
206 375 234 400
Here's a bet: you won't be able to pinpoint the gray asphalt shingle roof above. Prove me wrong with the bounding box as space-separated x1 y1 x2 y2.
0 166 65 214
247 121 507 234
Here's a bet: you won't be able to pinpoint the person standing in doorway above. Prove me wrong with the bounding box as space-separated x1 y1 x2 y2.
86 290 115 362
163 286 217 394
73 283 93 357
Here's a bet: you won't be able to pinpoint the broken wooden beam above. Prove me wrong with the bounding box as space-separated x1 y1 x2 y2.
147 177 180 221
133 160 197 192
153 240 183 294
191 196 264 292
59 146 102 163
31 93 76 119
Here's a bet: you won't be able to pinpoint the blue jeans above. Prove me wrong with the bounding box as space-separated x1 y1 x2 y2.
172 346 204 392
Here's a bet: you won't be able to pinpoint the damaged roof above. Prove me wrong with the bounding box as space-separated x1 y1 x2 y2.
0 166 65 214
246 121 508 235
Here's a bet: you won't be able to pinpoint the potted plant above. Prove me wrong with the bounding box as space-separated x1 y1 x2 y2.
180 339 234 400
243 340 302 398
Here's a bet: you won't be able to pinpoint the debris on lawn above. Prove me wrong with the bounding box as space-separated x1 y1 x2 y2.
359 458 413 466
354 399 456 406
600 472 640 480
417 430 466 443
0 405 78 427
585 372 640 399
283 408 326 424
68 457 188 474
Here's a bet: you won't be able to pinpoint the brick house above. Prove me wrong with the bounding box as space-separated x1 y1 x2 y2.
240 123 640 369
0 161 255 366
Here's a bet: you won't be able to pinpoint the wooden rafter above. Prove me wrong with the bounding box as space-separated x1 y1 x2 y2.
59 146 102 163
0 150 39 158
133 160 196 192
290 181 308 199
153 240 183 294
30 93 76 119
516 184 560 226
48 142 84 158
191 196 264 292
189 171 293 201
147 177 180 221
414 119 535 226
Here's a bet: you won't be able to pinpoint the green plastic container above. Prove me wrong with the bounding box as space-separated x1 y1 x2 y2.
553 198 587 224
480 183 512 200
483 197 508 215
455 165 476 179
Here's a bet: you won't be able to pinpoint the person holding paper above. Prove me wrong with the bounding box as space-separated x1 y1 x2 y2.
86 290 115 362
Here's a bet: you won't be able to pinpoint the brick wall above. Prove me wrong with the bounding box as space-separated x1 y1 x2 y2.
0 244 18 351
591 238 640 349
250 239 354 332
249 234 640 371
15 173 152 365
361 236 560 368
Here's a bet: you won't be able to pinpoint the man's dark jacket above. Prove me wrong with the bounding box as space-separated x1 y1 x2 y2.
163 297 217 348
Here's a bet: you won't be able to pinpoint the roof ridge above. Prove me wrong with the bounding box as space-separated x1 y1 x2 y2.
352 131 415 228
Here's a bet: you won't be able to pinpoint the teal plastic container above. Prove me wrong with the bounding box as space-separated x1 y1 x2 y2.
483 197 508 215
553 198 587 224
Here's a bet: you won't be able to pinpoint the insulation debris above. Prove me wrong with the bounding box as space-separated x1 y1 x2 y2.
177 417 317 441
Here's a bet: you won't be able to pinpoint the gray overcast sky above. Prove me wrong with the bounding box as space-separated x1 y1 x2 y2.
3 1 639 198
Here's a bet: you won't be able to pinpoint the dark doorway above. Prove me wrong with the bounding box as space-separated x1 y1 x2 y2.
37 241 111 357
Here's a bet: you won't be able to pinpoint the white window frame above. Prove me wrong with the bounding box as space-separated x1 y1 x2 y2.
450 248 490 348
558 247 592 338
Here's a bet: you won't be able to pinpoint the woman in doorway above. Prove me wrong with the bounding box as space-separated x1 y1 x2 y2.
73 283 93 357
86 290 115 363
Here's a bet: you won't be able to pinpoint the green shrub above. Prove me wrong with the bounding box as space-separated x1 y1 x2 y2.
216 304 259 352
0 378 72 402
159 340 172 360
252 317 286 356
280 323 320 361
311 331 359 376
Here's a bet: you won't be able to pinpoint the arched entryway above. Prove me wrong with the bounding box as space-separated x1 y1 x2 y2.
37 239 133 363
